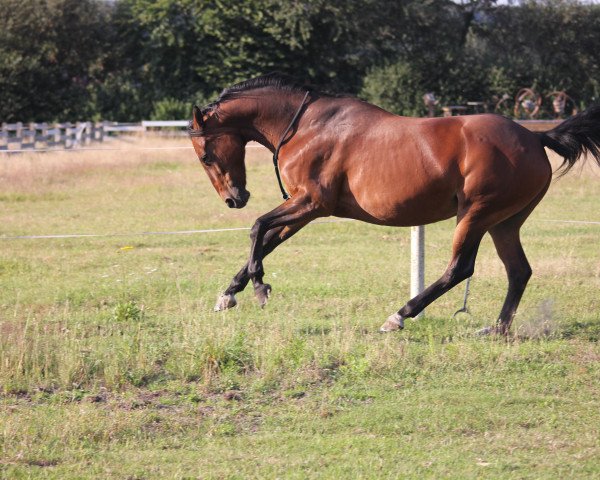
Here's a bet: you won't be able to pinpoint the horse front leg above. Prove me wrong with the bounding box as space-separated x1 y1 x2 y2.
247 197 322 307
214 221 308 311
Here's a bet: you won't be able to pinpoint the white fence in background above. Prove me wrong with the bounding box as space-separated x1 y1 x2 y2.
0 120 189 151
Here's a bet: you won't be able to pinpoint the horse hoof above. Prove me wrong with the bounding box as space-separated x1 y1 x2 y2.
255 283 271 307
380 313 404 333
214 293 237 312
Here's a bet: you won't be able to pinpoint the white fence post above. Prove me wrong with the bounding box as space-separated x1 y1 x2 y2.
94 121 104 142
0 123 8 151
84 121 92 145
39 123 48 148
22 123 35 149
410 225 425 318
15 122 23 149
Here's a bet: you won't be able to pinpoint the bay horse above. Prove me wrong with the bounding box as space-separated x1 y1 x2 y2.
188 73 600 335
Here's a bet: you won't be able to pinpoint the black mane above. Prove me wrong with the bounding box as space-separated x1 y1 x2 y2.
219 72 311 101
200 72 313 115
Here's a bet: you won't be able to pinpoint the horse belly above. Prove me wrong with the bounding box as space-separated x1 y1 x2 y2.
334 167 459 226
331 116 463 226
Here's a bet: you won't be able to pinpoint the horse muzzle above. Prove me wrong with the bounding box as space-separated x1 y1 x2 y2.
225 189 250 209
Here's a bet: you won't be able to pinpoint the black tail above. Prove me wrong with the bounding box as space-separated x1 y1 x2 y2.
538 104 600 175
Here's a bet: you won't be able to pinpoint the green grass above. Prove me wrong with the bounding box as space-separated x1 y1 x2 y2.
1 138 599 478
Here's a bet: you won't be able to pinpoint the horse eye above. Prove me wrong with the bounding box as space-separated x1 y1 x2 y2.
201 153 212 165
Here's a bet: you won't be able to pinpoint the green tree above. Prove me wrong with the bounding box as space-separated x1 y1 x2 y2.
0 0 113 122
472 0 600 112
360 61 424 116
102 0 291 119
3 0 600 122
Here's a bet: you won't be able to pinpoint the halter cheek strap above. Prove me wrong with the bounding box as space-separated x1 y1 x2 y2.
273 91 310 200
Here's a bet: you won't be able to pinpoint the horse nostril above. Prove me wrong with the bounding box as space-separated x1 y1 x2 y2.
225 198 235 208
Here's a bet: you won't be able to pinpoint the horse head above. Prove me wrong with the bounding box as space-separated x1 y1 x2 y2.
189 105 250 209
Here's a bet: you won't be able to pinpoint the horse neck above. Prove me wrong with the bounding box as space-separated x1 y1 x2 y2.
220 91 307 152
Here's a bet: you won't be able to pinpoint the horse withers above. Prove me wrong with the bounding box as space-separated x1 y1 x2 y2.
188 73 600 335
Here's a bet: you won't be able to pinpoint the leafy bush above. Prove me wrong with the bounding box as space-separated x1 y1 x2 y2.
359 61 424 117
150 98 190 120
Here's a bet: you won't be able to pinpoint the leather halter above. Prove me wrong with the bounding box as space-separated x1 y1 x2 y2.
273 90 310 200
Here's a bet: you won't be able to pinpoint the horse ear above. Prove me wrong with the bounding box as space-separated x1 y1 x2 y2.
192 105 204 129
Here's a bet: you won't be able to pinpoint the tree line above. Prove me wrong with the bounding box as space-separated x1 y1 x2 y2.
1 0 599 122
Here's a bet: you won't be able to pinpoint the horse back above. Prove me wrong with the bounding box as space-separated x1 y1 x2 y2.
322 101 550 225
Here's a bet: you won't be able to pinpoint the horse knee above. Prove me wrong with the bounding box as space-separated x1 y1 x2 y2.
247 260 263 279
249 221 264 242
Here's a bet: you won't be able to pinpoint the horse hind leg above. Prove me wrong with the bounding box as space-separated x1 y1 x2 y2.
381 213 487 332
480 179 550 335
483 221 532 335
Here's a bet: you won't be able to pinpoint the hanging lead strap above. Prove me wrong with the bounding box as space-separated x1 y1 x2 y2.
452 276 472 318
273 90 310 200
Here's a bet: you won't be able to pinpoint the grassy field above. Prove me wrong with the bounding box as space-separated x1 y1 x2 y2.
1 136 599 479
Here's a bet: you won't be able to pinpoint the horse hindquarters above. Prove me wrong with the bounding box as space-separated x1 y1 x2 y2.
382 119 552 333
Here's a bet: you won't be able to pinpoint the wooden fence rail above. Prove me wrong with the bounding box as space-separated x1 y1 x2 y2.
0 120 189 152
0 121 105 151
